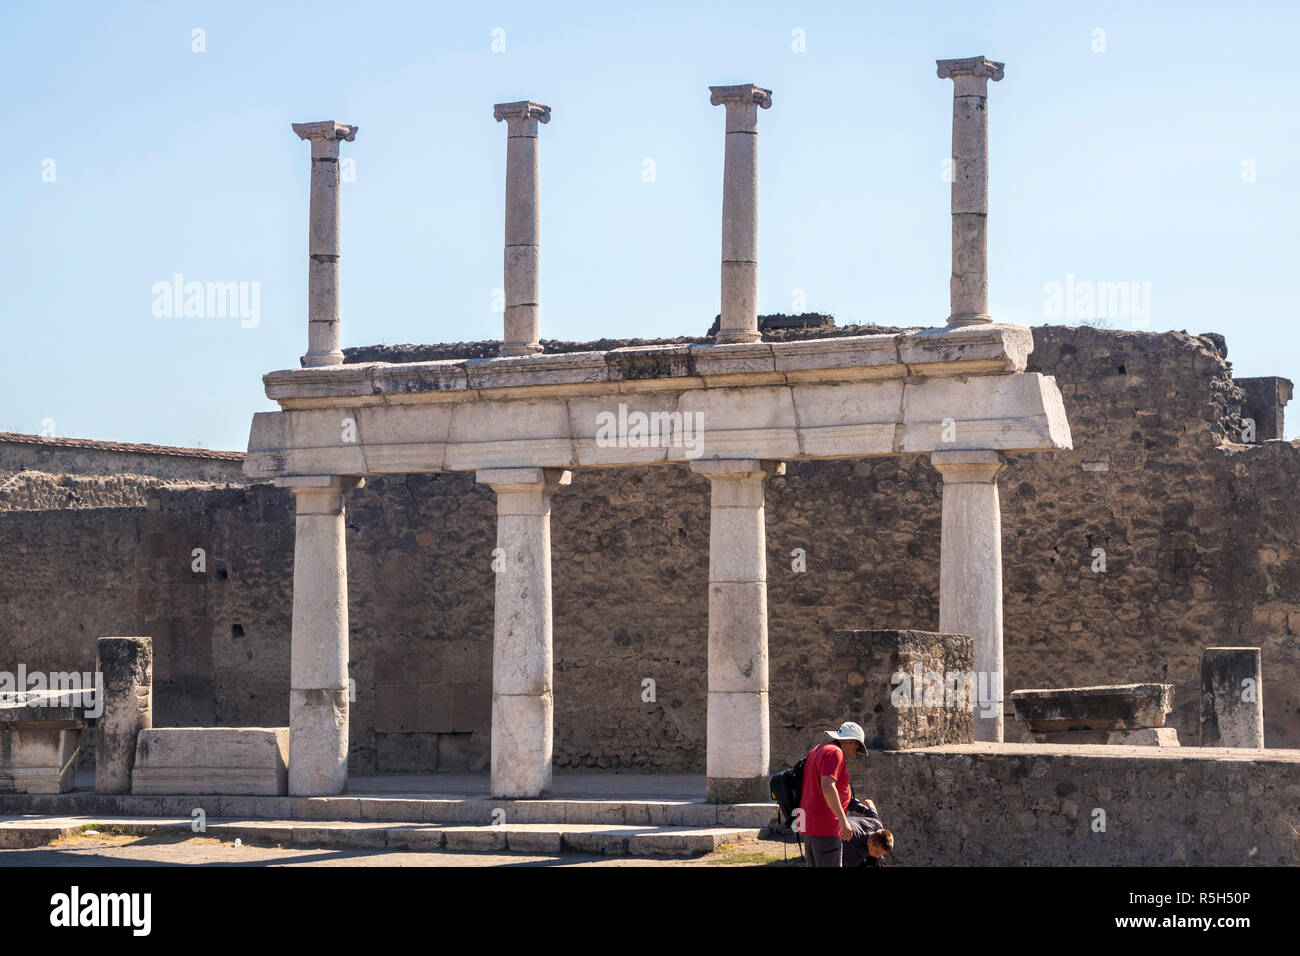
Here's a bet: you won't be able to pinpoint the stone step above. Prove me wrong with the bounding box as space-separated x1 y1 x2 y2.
0 792 777 829
0 815 763 857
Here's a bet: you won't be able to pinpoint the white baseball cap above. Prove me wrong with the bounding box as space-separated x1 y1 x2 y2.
825 721 867 749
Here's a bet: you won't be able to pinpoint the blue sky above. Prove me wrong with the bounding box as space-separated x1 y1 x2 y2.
2 0 1296 450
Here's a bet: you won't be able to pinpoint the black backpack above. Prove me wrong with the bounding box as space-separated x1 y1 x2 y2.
769 756 807 831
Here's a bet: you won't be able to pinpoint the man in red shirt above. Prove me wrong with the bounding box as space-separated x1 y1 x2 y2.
797 720 868 867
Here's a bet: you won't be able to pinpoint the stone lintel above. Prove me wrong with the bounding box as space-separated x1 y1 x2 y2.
292 121 359 142
936 56 1005 82
709 84 773 109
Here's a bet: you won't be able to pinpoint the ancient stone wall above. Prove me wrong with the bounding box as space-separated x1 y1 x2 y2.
0 325 1296 774
854 745 1300 866
0 434 245 483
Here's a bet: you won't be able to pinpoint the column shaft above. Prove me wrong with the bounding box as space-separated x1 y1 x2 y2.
477 467 570 797
933 450 1005 742
937 57 1003 326
285 479 351 795
495 102 550 356
710 85 771 345
1200 647 1264 747
292 121 357 367
692 459 781 802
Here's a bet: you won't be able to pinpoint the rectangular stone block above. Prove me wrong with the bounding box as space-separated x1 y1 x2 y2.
822 630 975 751
1011 683 1173 732
0 725 82 793
131 727 289 795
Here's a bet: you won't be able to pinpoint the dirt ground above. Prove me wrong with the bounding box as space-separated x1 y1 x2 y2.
0 828 808 867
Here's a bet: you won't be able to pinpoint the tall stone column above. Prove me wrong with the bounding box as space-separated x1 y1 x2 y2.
932 450 1006 741
709 84 771 345
279 476 353 795
494 101 550 357
292 121 358 367
690 459 783 802
1201 647 1264 747
476 467 571 797
936 57 1003 327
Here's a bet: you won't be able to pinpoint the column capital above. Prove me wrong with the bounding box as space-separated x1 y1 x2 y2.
932 449 1005 483
936 56 1005 82
689 458 785 480
494 100 551 132
292 121 359 143
477 466 571 495
709 84 773 109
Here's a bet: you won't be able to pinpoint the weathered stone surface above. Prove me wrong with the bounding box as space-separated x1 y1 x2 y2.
95 636 152 794
1201 647 1264 747
131 727 289 795
858 743 1300 866
827 630 974 752
1019 727 1180 747
1011 683 1173 731
0 725 81 793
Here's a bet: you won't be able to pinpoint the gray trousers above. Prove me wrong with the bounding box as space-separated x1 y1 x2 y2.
803 835 843 867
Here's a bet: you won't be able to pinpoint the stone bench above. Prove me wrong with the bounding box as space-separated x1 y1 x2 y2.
131 728 290 795
0 689 97 793
1010 683 1178 746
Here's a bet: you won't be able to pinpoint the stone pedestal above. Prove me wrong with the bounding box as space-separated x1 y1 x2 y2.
291 121 358 368
94 636 153 794
709 84 771 345
494 101 550 356
932 450 1005 741
936 57 1003 326
691 458 781 802
281 477 353 795
132 727 290 795
1201 647 1264 747
477 467 570 798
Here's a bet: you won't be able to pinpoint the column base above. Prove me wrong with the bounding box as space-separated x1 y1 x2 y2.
707 775 769 804
300 350 345 367
945 314 993 327
714 329 762 345
499 343 544 357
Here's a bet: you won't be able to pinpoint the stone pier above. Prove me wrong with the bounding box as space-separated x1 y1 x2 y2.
477 467 571 797
936 57 1003 327
1201 647 1264 747
291 121 357 367
691 459 782 802
280 477 352 795
710 84 771 345
494 101 550 356
932 450 1006 741
94 636 153 794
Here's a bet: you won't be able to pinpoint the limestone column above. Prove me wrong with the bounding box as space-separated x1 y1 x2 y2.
936 57 1003 327
94 637 152 794
476 467 571 797
494 101 550 357
690 459 783 802
709 84 771 345
1201 647 1264 747
932 450 1006 741
292 121 358 367
279 476 353 795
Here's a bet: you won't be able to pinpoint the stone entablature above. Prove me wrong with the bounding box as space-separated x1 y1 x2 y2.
245 326 1069 480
